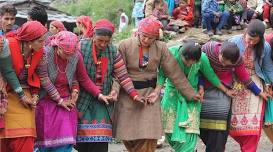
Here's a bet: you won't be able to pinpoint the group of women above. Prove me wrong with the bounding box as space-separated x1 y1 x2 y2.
160 19 273 152
0 15 272 152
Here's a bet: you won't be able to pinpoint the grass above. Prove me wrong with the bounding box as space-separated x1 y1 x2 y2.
112 25 135 43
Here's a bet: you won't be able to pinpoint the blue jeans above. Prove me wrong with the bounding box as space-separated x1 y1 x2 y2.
202 11 230 31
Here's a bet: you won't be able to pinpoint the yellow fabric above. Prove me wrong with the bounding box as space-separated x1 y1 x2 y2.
0 90 36 138
200 119 227 130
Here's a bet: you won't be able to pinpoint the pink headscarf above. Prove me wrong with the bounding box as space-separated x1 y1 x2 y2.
50 20 66 31
138 17 162 37
16 21 47 41
94 19 115 33
50 31 79 54
76 16 93 38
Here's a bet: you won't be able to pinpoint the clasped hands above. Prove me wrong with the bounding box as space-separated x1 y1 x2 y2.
107 90 203 105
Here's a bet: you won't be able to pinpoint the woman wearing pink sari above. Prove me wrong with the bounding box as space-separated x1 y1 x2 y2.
35 31 110 152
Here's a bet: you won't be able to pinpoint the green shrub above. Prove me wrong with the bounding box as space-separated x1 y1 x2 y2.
112 25 135 43
55 0 133 25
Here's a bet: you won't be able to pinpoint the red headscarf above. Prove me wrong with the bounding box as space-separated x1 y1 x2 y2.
16 21 47 41
50 20 66 31
76 16 93 38
50 31 79 54
7 21 47 88
94 19 115 33
138 17 162 37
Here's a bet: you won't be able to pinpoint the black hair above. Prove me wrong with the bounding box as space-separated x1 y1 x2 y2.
95 28 113 37
27 6 48 26
180 41 202 61
221 41 240 64
0 4 17 16
246 19 265 62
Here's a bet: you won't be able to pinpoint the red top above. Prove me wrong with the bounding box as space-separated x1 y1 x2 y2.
172 5 194 25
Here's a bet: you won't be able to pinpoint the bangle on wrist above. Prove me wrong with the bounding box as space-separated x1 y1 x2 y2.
58 98 64 105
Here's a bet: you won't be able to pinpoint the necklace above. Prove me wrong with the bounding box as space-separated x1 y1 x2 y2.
21 43 32 69
55 50 68 74
139 46 149 69
92 42 101 65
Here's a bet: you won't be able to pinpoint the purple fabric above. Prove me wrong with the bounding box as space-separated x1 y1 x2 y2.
35 97 77 147
36 69 77 147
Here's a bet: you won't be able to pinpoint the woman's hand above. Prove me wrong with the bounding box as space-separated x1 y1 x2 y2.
58 99 74 111
198 86 205 102
259 91 272 101
133 95 147 105
146 91 160 105
20 95 34 109
265 85 273 96
98 93 112 105
31 94 39 108
71 89 79 104
108 90 118 102
225 89 236 98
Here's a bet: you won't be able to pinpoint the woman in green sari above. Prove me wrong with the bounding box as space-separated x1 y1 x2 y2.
158 41 233 152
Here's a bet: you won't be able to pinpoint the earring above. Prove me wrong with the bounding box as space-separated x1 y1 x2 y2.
29 44 32 49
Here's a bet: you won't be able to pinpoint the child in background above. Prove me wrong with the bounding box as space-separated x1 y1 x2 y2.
202 0 230 36
263 0 273 27
132 0 145 27
172 0 194 26
166 0 193 33
118 9 129 32
225 0 244 33
241 0 263 23
152 0 169 29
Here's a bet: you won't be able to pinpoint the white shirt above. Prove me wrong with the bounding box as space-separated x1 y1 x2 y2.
119 12 129 32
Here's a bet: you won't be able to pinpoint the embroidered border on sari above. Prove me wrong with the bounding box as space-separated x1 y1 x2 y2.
200 119 227 130
77 124 112 142
36 137 75 147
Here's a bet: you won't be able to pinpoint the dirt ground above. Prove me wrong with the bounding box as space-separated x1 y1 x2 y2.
108 131 272 152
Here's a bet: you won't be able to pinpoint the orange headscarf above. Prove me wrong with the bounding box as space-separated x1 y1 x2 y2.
16 21 47 41
8 21 47 88
138 17 162 37
94 19 115 33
